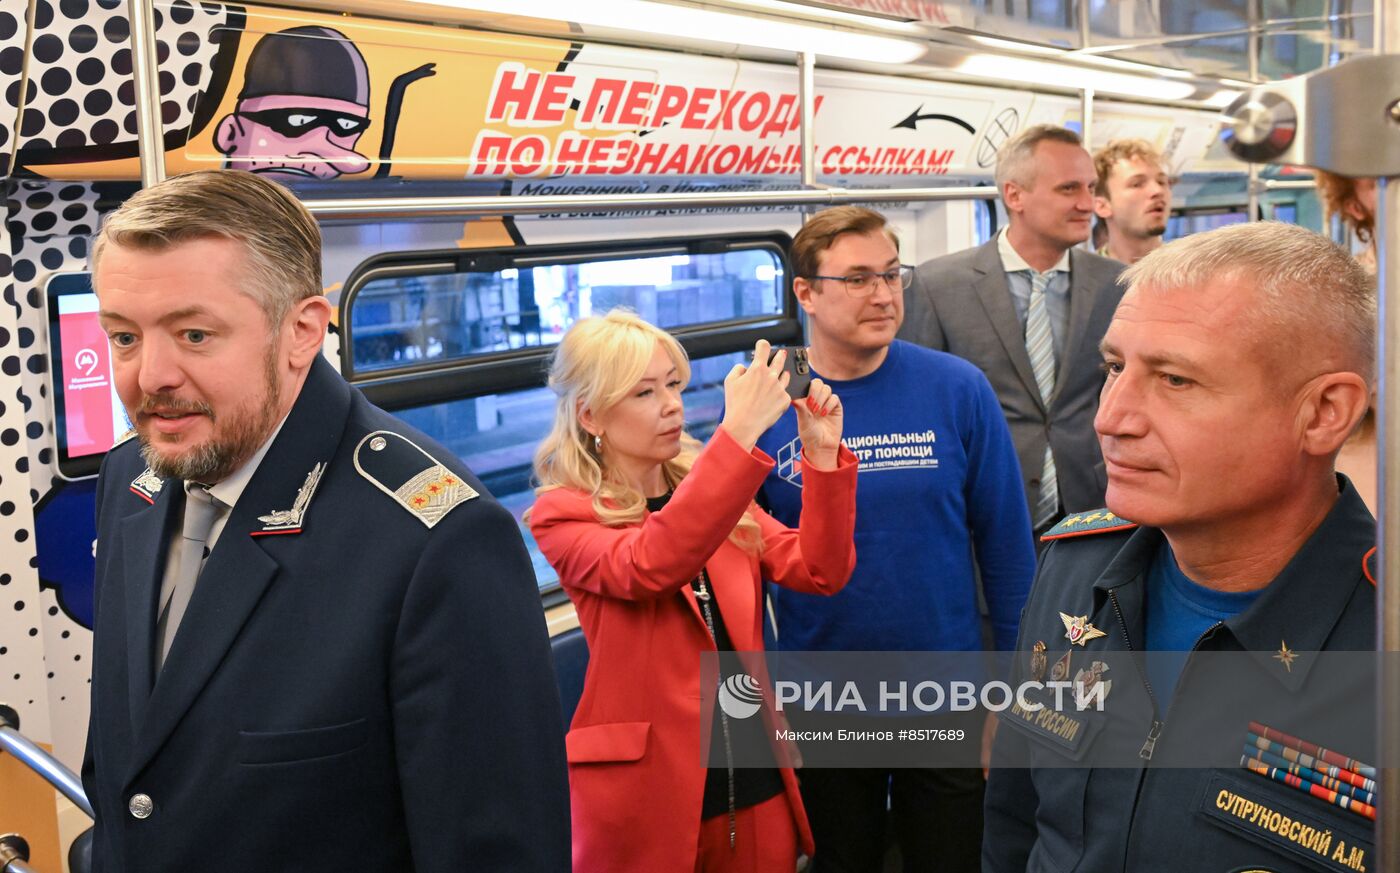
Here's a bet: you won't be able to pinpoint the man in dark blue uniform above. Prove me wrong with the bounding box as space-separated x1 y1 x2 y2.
82 170 570 872
984 221 1378 872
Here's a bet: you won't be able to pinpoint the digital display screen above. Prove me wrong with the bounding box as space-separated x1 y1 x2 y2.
47 273 130 478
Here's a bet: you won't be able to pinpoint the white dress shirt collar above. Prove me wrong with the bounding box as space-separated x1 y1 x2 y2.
997 226 1071 275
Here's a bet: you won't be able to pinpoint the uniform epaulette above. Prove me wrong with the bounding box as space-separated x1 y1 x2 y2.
353 430 479 529
113 428 138 446
1364 546 1377 588
1040 509 1138 542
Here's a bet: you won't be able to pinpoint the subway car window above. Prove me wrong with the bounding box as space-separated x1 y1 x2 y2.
390 349 746 593
1166 209 1248 238
975 200 997 246
347 246 784 375
344 235 801 593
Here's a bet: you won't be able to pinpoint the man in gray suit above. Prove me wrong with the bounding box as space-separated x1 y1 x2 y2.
900 124 1125 534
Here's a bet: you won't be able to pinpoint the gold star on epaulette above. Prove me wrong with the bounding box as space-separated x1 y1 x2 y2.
1274 641 1297 673
354 431 480 528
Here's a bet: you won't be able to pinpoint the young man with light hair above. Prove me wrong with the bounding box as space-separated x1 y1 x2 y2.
900 124 1125 535
985 221 1376 870
1093 138 1173 265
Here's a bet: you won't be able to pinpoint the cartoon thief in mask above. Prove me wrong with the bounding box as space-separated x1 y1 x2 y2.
215 26 372 180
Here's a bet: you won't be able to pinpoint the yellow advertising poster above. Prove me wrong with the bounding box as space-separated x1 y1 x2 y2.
23 5 579 181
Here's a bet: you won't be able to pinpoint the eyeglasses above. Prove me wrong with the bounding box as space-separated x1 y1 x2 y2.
807 265 915 297
238 108 372 139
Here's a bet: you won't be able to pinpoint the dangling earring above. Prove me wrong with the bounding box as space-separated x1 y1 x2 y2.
594 433 603 453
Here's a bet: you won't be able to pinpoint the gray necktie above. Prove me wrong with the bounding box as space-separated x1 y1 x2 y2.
1025 270 1060 528
156 485 222 672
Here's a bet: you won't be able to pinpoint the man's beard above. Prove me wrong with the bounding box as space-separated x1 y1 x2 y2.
138 351 281 484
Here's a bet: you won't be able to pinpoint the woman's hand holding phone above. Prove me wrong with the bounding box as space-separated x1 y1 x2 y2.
795 378 843 471
720 339 793 451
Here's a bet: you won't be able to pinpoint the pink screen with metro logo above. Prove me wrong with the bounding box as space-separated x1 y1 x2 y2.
58 308 117 458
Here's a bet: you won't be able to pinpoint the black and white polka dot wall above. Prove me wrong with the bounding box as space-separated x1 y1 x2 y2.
37 579 93 763
0 186 58 755
0 0 24 175
6 181 101 500
0 178 107 766
14 0 240 162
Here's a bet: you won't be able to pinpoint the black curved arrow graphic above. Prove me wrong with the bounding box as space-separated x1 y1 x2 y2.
375 63 439 179
894 105 976 134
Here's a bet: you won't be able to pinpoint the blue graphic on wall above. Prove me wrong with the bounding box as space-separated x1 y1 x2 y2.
35 479 97 629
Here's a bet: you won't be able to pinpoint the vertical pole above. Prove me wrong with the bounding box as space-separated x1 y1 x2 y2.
128 0 166 187
1322 0 1336 68
1080 87 1094 148
1247 0 1262 82
798 52 820 191
1380 176 1399 873
1080 86 1093 251
1376 0 1400 863
1246 0 1261 221
1077 0 1091 50
796 51 819 344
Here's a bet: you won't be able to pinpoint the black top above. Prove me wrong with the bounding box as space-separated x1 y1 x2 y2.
647 492 784 819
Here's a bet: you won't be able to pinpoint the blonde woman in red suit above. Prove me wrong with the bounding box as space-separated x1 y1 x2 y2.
529 310 858 872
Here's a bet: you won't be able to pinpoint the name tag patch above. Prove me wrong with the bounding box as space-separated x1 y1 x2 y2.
1201 772 1373 872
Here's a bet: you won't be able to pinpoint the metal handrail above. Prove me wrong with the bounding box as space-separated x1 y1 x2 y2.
302 185 1000 220
0 834 36 873
0 710 94 819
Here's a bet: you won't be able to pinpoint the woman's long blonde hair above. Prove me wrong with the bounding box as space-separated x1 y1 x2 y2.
530 309 760 548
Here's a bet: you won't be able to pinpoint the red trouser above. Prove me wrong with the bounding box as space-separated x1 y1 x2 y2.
694 793 798 873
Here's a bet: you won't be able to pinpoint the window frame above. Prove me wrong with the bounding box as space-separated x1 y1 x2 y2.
339 231 802 413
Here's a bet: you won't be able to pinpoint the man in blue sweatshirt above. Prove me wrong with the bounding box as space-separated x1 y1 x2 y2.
754 206 1036 872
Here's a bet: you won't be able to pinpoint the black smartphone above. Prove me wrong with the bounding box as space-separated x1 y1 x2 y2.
754 346 812 399
783 346 813 400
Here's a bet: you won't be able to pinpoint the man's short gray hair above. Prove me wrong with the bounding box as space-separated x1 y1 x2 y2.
994 124 1084 192
91 170 322 328
1121 221 1376 380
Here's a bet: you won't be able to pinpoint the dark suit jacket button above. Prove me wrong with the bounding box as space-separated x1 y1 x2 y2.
128 793 153 819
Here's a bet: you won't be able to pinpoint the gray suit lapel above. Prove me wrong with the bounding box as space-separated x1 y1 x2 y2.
971 242 1043 410
1053 250 1098 409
